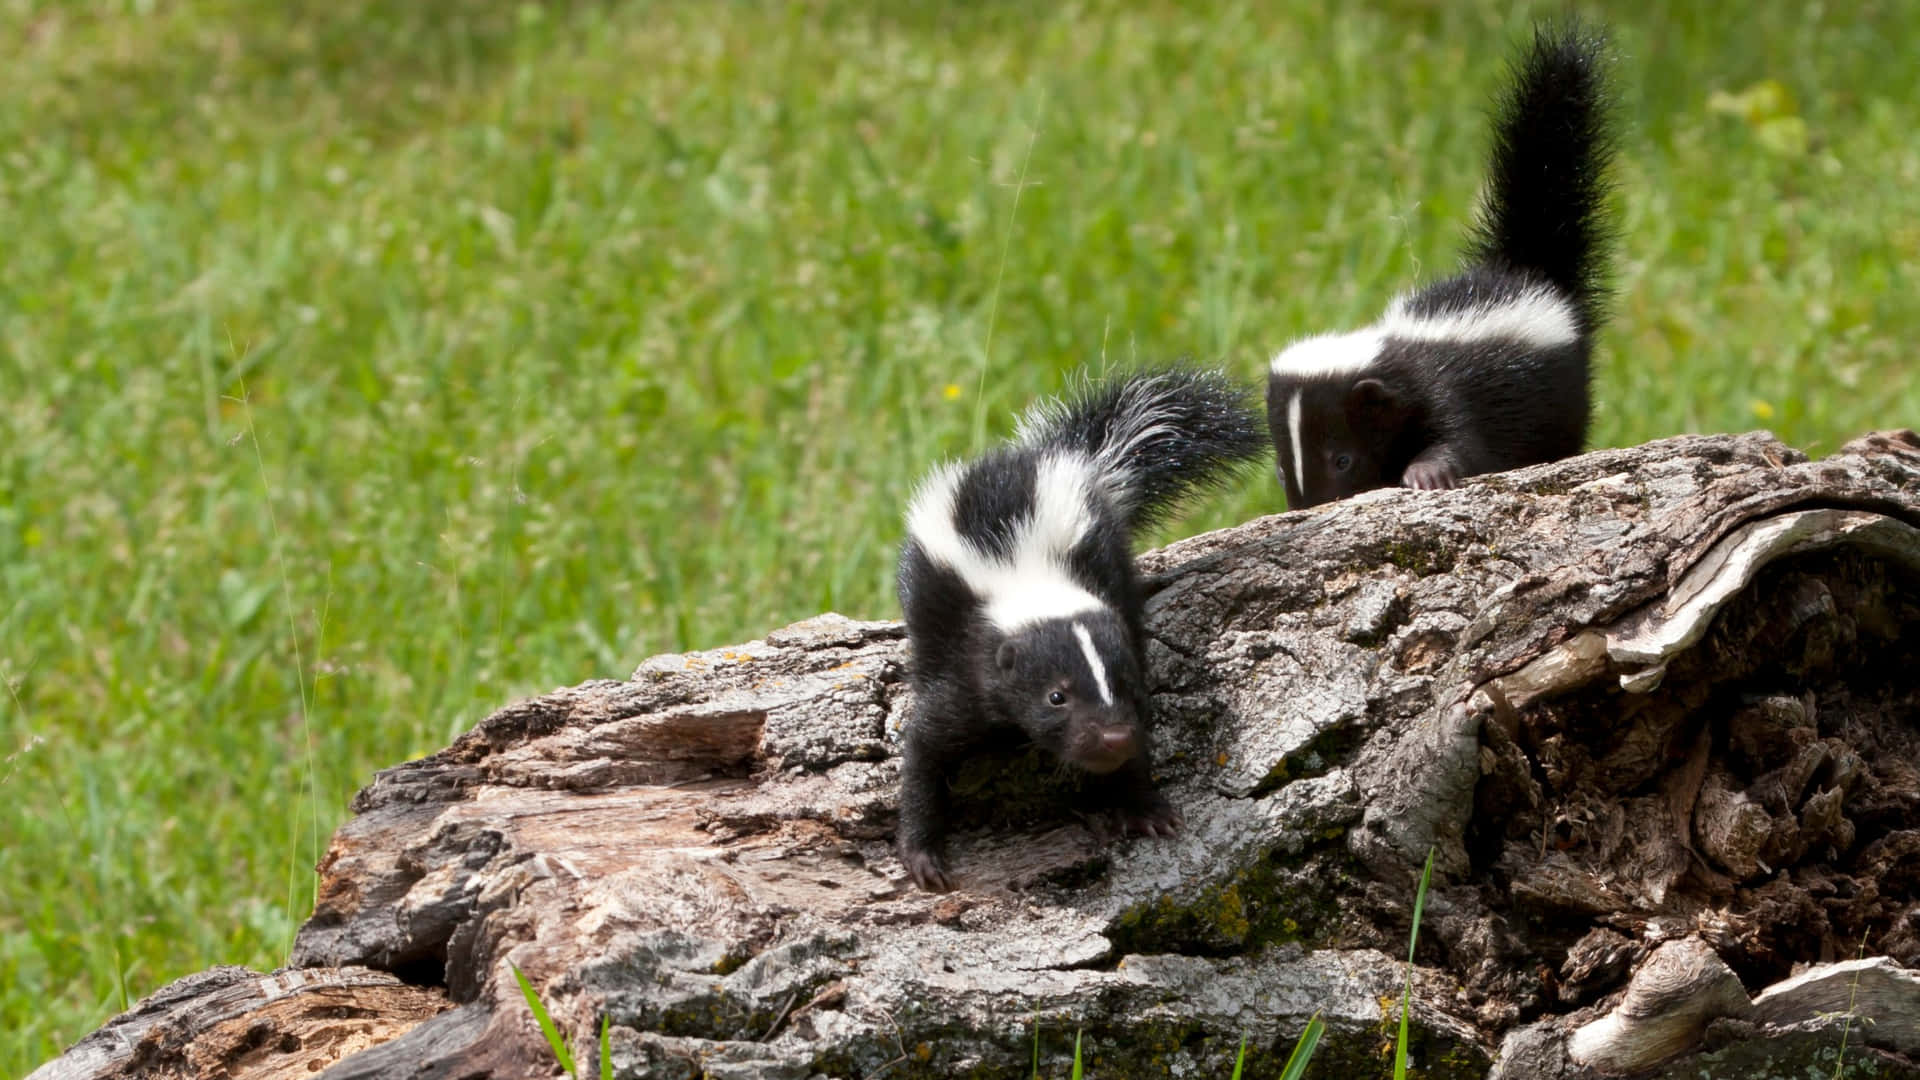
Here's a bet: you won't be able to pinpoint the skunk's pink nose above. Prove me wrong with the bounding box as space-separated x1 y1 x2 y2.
1101 727 1137 758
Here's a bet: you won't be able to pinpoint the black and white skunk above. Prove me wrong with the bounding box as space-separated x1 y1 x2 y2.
1267 19 1618 508
894 367 1267 892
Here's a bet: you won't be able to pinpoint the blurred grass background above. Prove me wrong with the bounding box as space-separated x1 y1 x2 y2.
2 0 1915 1071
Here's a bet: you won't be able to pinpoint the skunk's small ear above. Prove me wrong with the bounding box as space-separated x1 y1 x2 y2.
1351 378 1413 420
1351 378 1396 409
995 641 1019 672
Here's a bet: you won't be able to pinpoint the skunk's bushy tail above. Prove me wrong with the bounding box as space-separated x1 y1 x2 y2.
1464 18 1618 331
1015 365 1267 533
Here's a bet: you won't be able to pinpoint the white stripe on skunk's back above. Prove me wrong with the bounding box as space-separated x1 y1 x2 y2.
1380 284 1578 348
1269 285 1578 382
1011 370 1187 518
906 451 1108 632
1268 329 1387 379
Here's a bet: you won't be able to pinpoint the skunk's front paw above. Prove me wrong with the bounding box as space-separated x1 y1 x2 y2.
1122 792 1183 838
900 845 954 893
1403 459 1460 490
1085 792 1182 840
1080 779 1182 842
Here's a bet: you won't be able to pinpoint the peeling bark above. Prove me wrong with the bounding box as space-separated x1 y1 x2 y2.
23 967 448 1080
29 430 1920 1080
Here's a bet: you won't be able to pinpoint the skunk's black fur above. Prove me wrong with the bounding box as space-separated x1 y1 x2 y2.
1462 18 1617 334
895 366 1266 892
1266 19 1618 509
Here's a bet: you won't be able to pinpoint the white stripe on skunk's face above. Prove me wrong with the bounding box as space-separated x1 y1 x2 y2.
1286 389 1307 507
905 452 1109 633
991 612 1141 774
1070 620 1114 706
1380 285 1577 349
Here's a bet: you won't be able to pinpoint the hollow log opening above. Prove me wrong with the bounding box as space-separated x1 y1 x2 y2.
1475 547 1920 1010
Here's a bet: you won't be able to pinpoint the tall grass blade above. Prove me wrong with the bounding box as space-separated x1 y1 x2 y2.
232 366 325 957
511 962 577 1077
600 1013 613 1080
969 92 1046 451
1832 928 1872 1080
1032 1013 1042 1080
1394 847 1437 1080
1277 1012 1325 1080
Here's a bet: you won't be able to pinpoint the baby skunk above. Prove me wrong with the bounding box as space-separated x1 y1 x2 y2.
895 366 1266 893
1267 19 1618 508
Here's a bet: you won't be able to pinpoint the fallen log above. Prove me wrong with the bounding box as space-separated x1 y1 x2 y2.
30 429 1920 1080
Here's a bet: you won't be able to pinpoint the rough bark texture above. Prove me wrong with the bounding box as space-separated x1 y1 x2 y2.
29 429 1920 1080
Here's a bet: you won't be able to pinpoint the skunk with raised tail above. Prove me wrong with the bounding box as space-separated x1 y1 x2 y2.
1267 19 1618 508
895 367 1266 892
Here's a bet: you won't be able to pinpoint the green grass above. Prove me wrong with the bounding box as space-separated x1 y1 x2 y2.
513 962 578 1077
1 1 1916 1074
1395 848 1436 1079
512 961 613 1080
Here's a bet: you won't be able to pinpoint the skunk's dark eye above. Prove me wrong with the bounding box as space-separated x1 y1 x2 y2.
1047 690 1068 707
1334 453 1354 472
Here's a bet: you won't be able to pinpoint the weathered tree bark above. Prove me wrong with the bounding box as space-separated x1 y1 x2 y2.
30 430 1920 1080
